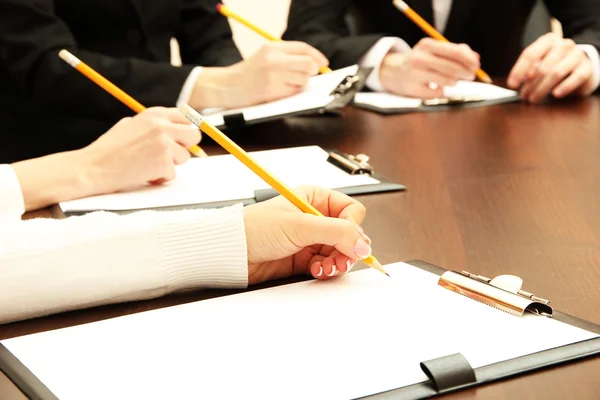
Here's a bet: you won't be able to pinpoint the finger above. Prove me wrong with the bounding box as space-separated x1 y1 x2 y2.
278 54 321 76
528 46 582 103
295 185 367 223
417 39 479 72
281 68 313 87
321 256 337 278
310 260 326 280
519 80 534 102
274 41 329 68
332 251 354 274
149 178 169 186
508 33 558 88
168 140 191 165
140 107 191 125
410 50 472 81
552 62 594 98
291 213 372 261
164 124 202 148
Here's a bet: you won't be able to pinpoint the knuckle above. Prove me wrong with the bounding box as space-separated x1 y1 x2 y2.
563 38 576 48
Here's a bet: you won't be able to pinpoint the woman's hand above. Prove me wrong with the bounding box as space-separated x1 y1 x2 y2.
244 185 372 285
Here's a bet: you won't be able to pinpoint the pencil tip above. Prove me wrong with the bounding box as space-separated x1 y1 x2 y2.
386 273 391 278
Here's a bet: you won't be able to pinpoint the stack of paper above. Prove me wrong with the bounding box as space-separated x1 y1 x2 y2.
354 81 519 111
59 146 380 212
204 65 359 127
2 262 597 399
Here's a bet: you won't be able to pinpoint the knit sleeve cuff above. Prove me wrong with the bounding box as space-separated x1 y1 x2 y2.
156 203 248 292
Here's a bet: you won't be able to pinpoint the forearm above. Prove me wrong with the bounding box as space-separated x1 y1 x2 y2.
10 149 99 211
0 205 248 324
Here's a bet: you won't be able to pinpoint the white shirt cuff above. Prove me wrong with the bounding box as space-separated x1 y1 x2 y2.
0 165 25 223
359 37 411 92
176 66 204 107
578 45 600 92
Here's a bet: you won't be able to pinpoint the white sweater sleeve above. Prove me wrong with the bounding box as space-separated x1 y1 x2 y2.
0 204 248 324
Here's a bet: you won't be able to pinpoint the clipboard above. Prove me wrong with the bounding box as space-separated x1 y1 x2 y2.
1 260 598 400
204 66 371 129
352 81 522 115
50 146 405 218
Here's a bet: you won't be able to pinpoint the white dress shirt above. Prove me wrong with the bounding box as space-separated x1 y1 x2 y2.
0 164 248 324
360 0 600 92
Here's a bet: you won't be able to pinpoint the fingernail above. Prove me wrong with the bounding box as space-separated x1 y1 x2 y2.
316 266 323 277
346 259 355 273
327 265 338 277
354 238 372 259
355 225 371 245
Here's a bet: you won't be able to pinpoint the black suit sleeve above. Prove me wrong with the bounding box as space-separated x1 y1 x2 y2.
0 0 232 122
282 0 384 69
544 0 600 53
175 0 242 66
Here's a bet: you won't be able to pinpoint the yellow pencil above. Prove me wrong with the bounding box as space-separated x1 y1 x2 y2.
58 50 206 157
392 0 493 84
179 104 389 277
216 3 332 75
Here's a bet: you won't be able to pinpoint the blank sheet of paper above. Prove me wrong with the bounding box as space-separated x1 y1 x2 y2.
3 262 596 400
353 81 518 111
59 146 380 212
205 65 359 127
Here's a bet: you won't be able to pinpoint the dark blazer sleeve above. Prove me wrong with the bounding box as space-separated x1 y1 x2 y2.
544 0 600 53
0 0 198 121
282 0 384 69
175 0 242 66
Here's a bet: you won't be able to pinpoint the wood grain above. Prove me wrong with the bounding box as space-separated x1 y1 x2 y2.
3 97 600 399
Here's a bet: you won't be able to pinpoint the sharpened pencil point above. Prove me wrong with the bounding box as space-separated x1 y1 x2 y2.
385 273 391 278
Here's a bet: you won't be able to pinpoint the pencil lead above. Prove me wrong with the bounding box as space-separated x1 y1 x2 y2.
385 273 391 278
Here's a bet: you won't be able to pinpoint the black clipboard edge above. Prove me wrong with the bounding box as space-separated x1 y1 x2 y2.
0 343 57 400
212 67 372 130
361 259 600 400
353 95 521 116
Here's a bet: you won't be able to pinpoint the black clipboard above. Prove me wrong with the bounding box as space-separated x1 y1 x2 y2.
353 93 521 115
50 146 405 218
0 260 599 399
362 260 600 399
209 67 372 129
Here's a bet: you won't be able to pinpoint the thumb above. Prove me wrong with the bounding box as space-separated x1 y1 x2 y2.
292 214 372 260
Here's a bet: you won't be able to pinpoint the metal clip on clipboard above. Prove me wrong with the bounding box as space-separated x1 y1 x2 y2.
326 150 374 175
438 270 553 317
325 67 371 111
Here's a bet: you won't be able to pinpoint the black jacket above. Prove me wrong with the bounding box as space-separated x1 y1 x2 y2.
0 0 242 162
283 0 600 77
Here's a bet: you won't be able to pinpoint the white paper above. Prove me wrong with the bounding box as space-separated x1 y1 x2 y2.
204 65 359 127
59 146 380 212
353 81 519 111
3 262 596 400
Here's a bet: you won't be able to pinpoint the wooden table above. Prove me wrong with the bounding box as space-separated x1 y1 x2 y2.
2 97 600 399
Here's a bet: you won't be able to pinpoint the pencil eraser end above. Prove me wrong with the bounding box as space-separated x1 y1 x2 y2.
58 50 80 67
216 3 223 12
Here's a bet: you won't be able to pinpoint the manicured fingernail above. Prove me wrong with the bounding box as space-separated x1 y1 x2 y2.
328 265 338 277
346 259 355 273
316 266 323 277
355 225 371 245
354 238 372 259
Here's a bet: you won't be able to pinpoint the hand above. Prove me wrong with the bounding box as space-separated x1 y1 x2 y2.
379 38 480 98
243 185 372 285
507 33 595 104
190 41 329 109
81 107 201 194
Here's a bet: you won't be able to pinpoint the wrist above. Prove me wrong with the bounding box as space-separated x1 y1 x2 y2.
189 66 236 109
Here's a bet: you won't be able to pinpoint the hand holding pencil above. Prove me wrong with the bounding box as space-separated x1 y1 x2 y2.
378 0 491 99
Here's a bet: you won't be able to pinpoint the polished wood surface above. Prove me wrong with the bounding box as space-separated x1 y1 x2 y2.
3 97 600 399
